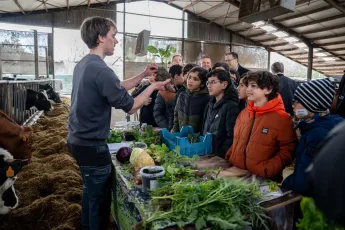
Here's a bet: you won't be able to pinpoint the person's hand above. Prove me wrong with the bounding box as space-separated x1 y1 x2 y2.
144 97 152 106
144 63 158 77
152 79 171 91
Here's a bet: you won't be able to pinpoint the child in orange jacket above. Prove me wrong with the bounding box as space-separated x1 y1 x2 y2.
226 71 297 181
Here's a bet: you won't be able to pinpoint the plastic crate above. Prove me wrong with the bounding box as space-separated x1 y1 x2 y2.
160 126 212 157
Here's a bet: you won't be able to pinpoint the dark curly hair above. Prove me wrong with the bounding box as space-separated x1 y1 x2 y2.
246 71 279 101
189 66 208 88
207 69 232 90
182 63 198 76
212 62 230 72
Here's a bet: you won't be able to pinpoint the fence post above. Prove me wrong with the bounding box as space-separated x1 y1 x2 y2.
0 45 2 80
34 30 39 80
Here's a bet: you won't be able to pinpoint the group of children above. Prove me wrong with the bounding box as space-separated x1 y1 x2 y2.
134 56 344 194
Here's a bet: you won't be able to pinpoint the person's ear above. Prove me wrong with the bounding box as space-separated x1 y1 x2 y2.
223 81 228 89
98 34 106 44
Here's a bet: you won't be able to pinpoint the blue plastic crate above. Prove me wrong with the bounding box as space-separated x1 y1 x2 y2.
160 126 212 157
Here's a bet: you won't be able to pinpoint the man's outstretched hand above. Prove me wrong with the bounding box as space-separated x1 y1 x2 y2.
144 63 158 76
152 79 171 91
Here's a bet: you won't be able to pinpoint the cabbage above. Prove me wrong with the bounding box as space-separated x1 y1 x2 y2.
116 147 132 163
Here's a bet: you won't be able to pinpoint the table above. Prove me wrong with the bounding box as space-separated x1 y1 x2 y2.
111 156 302 230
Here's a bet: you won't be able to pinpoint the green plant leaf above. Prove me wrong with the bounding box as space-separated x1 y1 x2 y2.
207 216 238 230
147 45 158 54
195 217 207 230
169 47 177 53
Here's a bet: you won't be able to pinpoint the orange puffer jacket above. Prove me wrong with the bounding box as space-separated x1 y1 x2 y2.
226 94 297 180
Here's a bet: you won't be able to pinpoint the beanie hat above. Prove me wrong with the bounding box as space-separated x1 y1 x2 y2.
294 78 335 113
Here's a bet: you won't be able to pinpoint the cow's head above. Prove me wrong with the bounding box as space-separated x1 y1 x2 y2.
0 148 28 214
29 89 52 111
39 84 62 104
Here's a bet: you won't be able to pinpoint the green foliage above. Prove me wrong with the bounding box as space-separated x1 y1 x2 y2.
147 45 177 65
144 179 269 230
188 133 200 144
106 130 123 143
297 197 344 230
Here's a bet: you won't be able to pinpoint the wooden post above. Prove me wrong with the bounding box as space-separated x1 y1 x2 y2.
48 32 55 79
307 45 313 81
45 47 49 78
182 10 185 58
267 49 271 71
0 45 2 80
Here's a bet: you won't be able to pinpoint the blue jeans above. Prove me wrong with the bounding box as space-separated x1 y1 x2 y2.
68 143 113 230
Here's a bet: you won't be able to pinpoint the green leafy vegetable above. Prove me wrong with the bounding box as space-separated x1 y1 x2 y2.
144 179 268 230
297 197 344 230
106 130 123 143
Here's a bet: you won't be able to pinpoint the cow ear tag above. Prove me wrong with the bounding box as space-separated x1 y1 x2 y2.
6 166 14 177
23 135 27 142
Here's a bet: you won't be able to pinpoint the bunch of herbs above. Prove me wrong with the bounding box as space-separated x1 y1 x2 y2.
144 179 268 230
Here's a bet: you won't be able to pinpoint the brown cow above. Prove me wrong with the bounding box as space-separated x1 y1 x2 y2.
0 110 32 161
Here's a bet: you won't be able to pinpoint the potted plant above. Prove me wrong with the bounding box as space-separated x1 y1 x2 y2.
147 45 177 68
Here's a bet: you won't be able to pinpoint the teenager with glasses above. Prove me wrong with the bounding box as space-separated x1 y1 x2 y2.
202 69 239 158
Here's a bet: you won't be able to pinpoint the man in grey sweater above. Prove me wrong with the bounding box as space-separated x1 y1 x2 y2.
67 17 170 230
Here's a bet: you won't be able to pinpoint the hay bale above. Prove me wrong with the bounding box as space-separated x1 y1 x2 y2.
0 96 116 230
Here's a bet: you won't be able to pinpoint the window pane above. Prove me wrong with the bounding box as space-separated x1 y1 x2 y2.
232 46 268 70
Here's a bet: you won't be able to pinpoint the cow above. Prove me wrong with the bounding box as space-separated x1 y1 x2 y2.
26 89 52 111
0 147 28 214
0 110 32 162
39 83 62 104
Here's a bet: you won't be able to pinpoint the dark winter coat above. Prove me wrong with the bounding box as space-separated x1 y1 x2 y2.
282 113 344 194
237 64 249 77
277 73 298 115
153 90 176 130
132 84 158 127
202 86 239 158
173 87 211 133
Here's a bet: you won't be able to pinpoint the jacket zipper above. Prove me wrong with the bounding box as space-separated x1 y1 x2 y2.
244 112 256 169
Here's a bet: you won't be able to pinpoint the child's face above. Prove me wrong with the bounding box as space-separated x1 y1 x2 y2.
246 81 271 103
207 76 227 97
187 71 202 92
148 73 156 83
237 79 248 100
293 101 311 119
174 73 184 86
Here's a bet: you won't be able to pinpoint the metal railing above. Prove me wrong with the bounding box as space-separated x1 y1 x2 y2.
0 79 59 125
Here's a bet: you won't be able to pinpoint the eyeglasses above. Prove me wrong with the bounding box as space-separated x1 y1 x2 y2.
206 80 222 86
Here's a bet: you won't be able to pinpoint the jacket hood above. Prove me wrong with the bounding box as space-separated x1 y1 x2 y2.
247 93 289 118
187 86 209 96
210 84 239 109
297 113 344 133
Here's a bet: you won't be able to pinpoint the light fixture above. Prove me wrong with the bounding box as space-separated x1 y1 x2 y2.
294 42 307 48
283 37 299 42
272 31 288 38
303 48 321 52
315 53 327 57
260 25 277 32
251 21 265 27
322 57 336 61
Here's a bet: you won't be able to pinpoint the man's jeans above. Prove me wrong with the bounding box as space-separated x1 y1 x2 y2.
67 143 113 230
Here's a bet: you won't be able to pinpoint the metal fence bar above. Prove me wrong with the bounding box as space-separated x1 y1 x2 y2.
0 79 59 125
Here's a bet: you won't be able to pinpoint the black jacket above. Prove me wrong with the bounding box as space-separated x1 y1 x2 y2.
237 64 249 77
173 87 211 133
337 72 345 117
277 74 298 115
202 86 239 158
153 90 176 129
132 84 158 127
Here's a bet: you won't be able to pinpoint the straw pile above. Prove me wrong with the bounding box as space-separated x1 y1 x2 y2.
0 98 115 230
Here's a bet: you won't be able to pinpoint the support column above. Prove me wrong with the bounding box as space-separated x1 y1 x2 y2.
34 30 39 80
45 47 49 78
267 49 271 71
0 45 2 80
182 10 185 58
307 45 313 81
122 2 126 80
48 32 55 79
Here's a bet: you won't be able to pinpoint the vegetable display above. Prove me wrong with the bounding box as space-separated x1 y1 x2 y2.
116 147 132 163
297 197 344 230
130 148 155 185
144 179 268 230
107 130 123 143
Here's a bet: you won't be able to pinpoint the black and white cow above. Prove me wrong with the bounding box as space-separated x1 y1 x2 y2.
26 89 52 111
0 148 27 214
39 83 62 104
